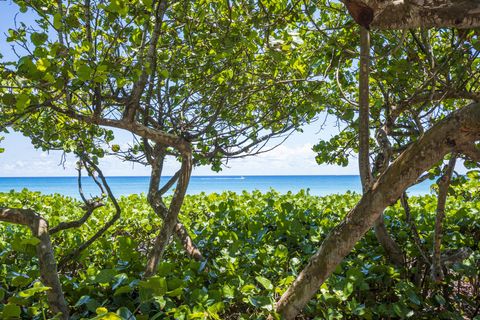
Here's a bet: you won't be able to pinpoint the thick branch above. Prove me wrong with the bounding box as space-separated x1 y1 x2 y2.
458 142 480 163
0 208 69 319
146 147 203 260
348 0 480 29
48 106 192 156
124 0 167 122
144 153 193 277
275 102 480 319
358 26 404 266
431 155 456 282
358 26 372 191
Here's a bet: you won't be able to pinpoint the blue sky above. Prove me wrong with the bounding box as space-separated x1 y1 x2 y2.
0 123 359 177
0 1 358 177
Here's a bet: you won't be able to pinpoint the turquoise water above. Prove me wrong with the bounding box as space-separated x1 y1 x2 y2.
0 175 433 198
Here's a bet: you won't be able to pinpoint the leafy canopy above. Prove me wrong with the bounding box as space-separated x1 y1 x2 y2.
0 0 329 169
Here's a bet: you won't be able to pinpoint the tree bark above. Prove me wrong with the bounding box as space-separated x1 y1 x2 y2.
431 155 456 282
358 26 371 191
144 154 193 277
373 217 405 266
344 0 480 29
459 142 480 163
0 208 69 319
358 27 404 267
149 197 204 261
147 148 203 261
275 102 480 319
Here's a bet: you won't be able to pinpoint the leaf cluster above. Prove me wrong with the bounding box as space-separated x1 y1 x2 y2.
1 179 479 318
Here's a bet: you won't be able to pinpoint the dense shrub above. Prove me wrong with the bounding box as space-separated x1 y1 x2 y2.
0 181 479 319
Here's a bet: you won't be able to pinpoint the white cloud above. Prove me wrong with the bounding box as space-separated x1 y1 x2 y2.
0 131 359 177
193 143 358 176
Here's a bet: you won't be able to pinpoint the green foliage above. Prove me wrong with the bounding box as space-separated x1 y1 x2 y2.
0 0 324 171
1 182 479 319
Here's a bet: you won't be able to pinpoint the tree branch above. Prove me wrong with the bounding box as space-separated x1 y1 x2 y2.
275 102 480 319
431 154 456 282
350 0 480 29
58 156 121 268
0 208 69 319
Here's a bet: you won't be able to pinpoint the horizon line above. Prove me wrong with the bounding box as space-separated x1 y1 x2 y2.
0 174 361 178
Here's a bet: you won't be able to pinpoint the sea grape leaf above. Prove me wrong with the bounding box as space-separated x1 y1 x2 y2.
255 276 273 290
95 269 117 284
2 304 21 318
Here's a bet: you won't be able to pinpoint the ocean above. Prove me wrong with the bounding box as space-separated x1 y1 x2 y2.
0 175 433 198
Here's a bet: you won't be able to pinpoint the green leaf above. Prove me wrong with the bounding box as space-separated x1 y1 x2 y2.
30 32 48 46
18 286 51 298
222 284 235 299
94 269 117 284
392 303 404 317
114 285 133 296
435 294 446 305
255 276 273 290
36 58 50 72
2 304 21 318
139 276 167 296
21 236 41 246
188 312 206 319
12 274 31 286
96 307 108 315
76 64 92 81
15 93 31 111
112 273 128 290
407 290 421 305
159 69 169 78
53 13 62 29
343 281 354 298
166 287 183 297
74 295 92 307
117 307 136 320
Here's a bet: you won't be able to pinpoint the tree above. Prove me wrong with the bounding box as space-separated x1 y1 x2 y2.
0 208 69 319
276 1 480 317
345 0 480 29
2 0 479 317
0 0 321 279
277 101 480 318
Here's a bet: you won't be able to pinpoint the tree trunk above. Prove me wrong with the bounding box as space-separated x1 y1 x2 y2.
0 208 69 319
344 0 480 29
431 155 456 282
174 222 204 260
144 154 193 277
373 217 405 266
147 148 203 261
150 199 204 261
275 102 480 319
358 26 372 191
358 26 404 267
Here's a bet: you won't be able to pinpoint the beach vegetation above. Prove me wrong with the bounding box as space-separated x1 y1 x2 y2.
0 184 479 319
1 0 480 318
